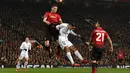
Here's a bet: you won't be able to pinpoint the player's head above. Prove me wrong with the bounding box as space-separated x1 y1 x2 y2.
51 5 58 13
92 21 100 28
68 23 75 30
25 37 29 43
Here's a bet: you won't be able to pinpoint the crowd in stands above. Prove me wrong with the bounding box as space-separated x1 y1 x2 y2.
0 2 130 66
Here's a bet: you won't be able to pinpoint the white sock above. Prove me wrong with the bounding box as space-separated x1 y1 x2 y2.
66 52 74 64
16 61 20 69
23 61 28 68
74 50 83 60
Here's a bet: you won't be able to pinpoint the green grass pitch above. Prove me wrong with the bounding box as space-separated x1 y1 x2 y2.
0 68 130 73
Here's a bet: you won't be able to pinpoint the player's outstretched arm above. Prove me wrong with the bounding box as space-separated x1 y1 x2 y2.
107 36 113 52
70 30 81 37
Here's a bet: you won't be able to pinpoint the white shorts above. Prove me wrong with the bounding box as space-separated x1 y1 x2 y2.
19 51 29 60
59 39 73 50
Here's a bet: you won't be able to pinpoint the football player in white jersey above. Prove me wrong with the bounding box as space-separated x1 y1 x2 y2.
16 37 31 72
56 23 87 66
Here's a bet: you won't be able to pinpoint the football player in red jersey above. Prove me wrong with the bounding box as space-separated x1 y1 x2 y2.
43 5 62 58
88 22 113 73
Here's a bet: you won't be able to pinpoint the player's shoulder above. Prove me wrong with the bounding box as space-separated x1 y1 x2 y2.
28 42 31 45
56 13 60 16
61 23 68 27
22 42 26 44
45 12 50 14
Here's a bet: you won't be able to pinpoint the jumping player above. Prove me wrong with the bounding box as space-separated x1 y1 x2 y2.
43 5 62 58
16 37 31 72
88 22 113 73
56 23 87 66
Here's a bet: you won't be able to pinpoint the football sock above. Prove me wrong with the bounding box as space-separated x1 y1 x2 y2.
23 61 28 68
74 50 83 60
92 63 96 73
66 52 74 64
16 61 20 69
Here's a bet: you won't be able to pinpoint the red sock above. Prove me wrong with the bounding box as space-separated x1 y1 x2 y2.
92 67 96 73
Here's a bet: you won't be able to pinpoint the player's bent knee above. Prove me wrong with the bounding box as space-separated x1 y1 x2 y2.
70 45 77 51
25 58 29 61
64 46 70 52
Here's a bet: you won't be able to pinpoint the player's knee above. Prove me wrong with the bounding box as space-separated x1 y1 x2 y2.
17 59 20 61
70 46 77 52
25 59 29 62
64 46 70 52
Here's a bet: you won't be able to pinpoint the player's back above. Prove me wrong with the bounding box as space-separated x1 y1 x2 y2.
91 27 108 48
58 23 71 40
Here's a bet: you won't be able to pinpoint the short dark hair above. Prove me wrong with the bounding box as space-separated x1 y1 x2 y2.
52 4 58 8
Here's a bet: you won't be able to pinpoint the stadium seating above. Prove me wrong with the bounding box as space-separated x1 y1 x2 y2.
0 2 130 66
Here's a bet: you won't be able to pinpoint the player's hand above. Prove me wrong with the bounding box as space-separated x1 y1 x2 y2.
76 34 81 38
45 21 51 25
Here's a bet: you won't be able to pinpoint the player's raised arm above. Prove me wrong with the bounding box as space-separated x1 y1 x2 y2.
70 30 77 36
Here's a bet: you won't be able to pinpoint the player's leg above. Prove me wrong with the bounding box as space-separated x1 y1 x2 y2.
92 48 104 73
16 53 24 71
23 55 29 72
44 39 52 57
55 40 61 60
51 26 61 59
91 47 98 73
44 25 53 58
118 59 123 68
69 43 87 63
59 40 80 66
16 59 21 71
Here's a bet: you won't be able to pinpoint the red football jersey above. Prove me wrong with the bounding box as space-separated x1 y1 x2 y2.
117 51 124 59
44 12 61 24
90 27 109 48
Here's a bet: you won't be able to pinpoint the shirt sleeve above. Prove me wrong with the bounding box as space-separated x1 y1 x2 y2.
105 32 109 38
44 12 49 18
28 43 31 50
20 42 24 50
56 23 68 30
70 30 77 36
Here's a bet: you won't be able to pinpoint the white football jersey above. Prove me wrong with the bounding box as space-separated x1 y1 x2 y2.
56 23 77 40
20 42 31 52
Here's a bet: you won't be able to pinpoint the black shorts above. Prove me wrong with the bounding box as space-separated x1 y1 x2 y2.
118 59 123 63
45 24 59 41
91 46 105 61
